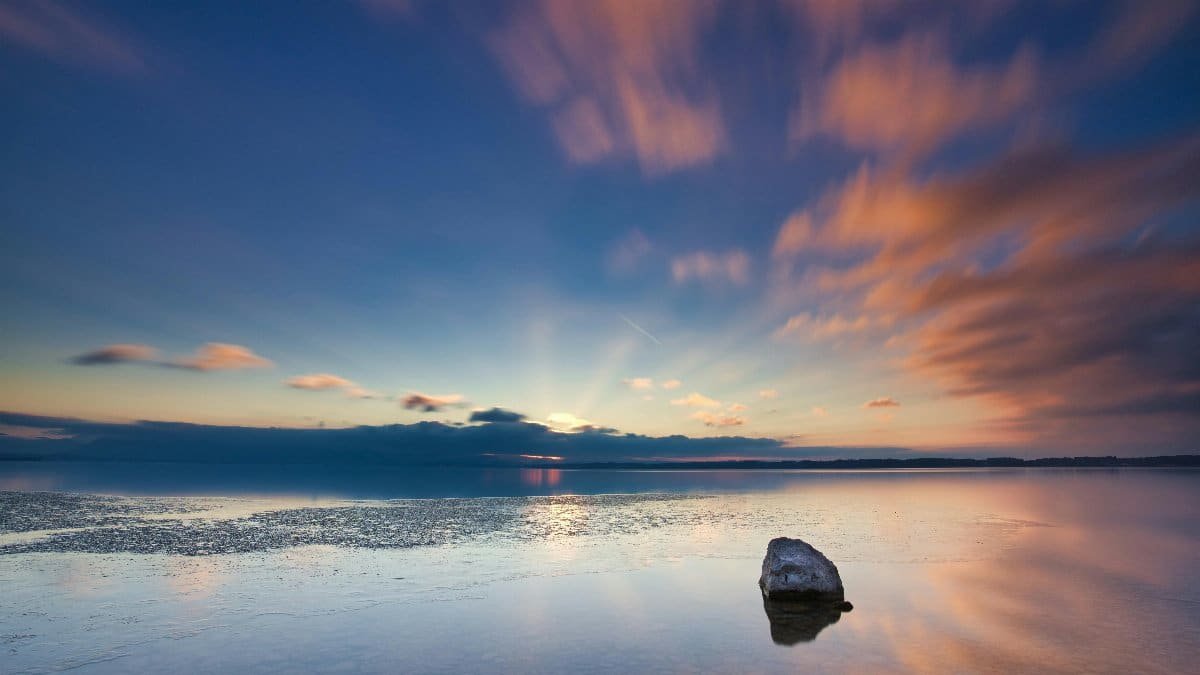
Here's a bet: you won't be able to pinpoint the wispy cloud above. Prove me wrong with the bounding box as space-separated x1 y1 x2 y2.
792 33 1037 159
72 342 272 372
488 0 725 175
0 0 146 74
863 397 900 409
623 377 655 390
759 389 778 399
71 343 158 366
607 229 653 275
671 250 750 286
775 312 890 342
691 410 745 427
661 379 682 390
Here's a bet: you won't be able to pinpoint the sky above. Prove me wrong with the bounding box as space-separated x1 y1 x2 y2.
1 0 1198 458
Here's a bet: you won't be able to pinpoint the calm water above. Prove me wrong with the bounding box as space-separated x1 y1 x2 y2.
1 464 1198 673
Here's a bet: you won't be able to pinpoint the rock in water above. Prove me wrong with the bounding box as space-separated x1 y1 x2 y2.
758 537 844 600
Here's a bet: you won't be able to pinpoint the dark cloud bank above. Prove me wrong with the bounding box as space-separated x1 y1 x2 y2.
0 410 922 466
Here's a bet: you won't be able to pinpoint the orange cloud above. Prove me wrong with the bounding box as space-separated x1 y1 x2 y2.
759 389 779 399
792 33 1037 158
286 373 354 390
488 0 725 174
286 373 378 399
661 379 682 390
773 126 1200 448
691 410 745 427
864 397 900 408
173 343 273 371
672 392 721 408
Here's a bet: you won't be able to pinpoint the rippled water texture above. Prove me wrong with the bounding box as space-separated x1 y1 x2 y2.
2 467 1198 673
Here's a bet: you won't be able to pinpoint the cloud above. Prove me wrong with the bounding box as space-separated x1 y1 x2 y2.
401 392 465 412
0 0 145 74
2 410 854 465
623 377 654 390
545 412 609 432
811 406 829 418
863 397 899 408
671 392 721 408
286 373 379 399
71 343 158 366
172 343 274 371
759 389 779 399
286 374 354 391
607 229 653 275
469 407 527 423
1082 0 1197 75
671 250 750 285
691 411 745 427
487 0 725 175
774 124 1200 447
773 211 814 259
661 379 682 390
792 32 1037 159
727 403 747 412
775 312 888 341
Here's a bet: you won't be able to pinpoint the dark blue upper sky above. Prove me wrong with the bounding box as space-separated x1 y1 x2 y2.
1 0 1198 456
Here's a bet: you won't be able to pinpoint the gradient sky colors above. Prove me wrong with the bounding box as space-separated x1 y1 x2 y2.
2 0 1198 456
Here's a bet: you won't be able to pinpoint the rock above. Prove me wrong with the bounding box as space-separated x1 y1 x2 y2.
758 537 844 600
762 596 852 645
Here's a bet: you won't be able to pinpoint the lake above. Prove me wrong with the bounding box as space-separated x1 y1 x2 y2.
2 464 1198 673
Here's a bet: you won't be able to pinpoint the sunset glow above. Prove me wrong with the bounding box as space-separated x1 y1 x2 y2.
1 0 1197 460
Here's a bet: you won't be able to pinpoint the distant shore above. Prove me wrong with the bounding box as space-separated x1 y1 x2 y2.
2 454 1197 470
539 455 1200 470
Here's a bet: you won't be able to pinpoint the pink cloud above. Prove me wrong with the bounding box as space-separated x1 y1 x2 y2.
173 343 273 371
792 33 1037 159
488 0 725 175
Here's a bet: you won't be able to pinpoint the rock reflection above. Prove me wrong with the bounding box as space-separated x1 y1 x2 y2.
761 596 852 645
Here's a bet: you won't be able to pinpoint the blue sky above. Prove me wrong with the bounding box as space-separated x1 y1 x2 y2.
1 0 1198 456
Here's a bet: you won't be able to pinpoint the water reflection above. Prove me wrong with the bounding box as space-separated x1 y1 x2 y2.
762 597 853 645
1 469 1198 673
519 468 562 488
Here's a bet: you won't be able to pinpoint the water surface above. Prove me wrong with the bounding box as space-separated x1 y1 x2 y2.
1 465 1197 673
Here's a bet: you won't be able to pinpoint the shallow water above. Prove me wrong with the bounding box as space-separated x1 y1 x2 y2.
1 466 1198 673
